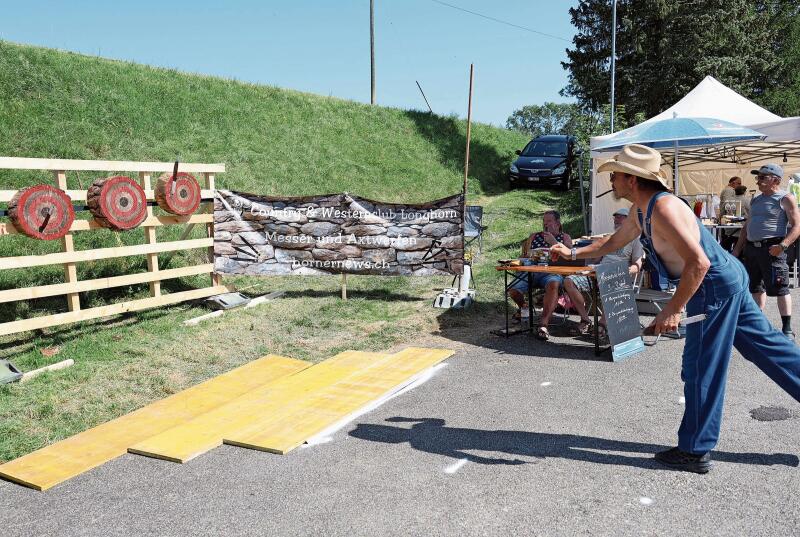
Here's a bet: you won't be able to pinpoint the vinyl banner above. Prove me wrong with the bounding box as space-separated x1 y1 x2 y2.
213 191 464 276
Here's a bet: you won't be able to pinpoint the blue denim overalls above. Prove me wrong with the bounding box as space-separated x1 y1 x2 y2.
639 192 800 454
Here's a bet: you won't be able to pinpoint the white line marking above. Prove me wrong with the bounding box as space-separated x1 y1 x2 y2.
540 381 552 387
639 497 654 506
444 458 469 474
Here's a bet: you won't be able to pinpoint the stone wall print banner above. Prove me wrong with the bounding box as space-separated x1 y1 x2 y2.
213 190 464 276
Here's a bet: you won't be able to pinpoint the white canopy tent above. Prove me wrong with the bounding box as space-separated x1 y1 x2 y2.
589 76 800 234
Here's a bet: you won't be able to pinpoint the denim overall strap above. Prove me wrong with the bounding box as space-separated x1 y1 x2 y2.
636 191 676 284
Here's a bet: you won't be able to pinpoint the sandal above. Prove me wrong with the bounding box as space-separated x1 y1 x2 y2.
536 326 550 341
576 319 592 335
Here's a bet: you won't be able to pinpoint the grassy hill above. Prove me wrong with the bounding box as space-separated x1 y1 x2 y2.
0 41 579 462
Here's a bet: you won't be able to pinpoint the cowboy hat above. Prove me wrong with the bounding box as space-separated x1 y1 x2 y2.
597 144 669 188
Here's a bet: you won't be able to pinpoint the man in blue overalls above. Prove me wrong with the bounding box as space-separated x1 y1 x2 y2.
551 144 800 473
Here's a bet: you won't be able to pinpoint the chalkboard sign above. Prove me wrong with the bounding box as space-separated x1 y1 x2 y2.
595 260 644 361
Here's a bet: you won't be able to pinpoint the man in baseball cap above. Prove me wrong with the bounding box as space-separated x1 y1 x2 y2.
551 144 800 474
732 163 800 337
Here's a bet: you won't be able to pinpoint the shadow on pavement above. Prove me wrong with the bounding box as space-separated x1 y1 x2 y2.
350 417 800 470
435 302 611 362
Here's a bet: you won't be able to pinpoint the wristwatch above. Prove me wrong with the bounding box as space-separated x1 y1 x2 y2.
779 242 789 251
571 247 577 261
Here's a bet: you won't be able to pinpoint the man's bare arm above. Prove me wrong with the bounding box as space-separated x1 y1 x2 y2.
552 208 641 261
782 194 800 245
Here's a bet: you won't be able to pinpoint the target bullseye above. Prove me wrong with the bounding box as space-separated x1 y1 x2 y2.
155 172 201 215
8 185 75 240
87 176 148 230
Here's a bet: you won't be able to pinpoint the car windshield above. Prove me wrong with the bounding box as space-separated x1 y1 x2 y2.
521 141 568 157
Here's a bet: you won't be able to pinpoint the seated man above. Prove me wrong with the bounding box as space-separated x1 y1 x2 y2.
563 207 643 334
507 210 573 340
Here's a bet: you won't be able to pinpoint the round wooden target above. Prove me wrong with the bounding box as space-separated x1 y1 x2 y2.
8 185 75 240
87 176 148 230
155 172 201 215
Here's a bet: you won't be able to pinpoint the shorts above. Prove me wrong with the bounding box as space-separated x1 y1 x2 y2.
509 261 564 294
565 274 591 292
743 240 790 297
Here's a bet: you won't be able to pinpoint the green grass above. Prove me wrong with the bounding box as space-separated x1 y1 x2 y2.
0 41 580 462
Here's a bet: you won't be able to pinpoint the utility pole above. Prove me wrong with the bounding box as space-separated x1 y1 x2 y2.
610 0 617 133
370 0 376 105
464 64 474 195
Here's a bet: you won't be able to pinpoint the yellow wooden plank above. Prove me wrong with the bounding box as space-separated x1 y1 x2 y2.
224 347 454 455
0 355 308 491
128 351 391 463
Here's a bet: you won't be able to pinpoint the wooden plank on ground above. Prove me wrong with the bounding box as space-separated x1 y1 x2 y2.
224 347 454 455
0 355 309 491
127 351 391 463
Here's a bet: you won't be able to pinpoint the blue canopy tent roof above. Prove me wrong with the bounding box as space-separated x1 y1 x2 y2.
593 116 766 195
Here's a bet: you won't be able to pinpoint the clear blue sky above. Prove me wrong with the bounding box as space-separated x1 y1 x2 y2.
1 0 578 126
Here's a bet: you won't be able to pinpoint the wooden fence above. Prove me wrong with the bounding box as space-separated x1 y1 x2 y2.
0 157 230 337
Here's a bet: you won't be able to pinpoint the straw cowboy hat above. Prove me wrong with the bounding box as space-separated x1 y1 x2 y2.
598 144 669 188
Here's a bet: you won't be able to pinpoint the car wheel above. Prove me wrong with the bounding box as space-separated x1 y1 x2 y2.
508 180 516 190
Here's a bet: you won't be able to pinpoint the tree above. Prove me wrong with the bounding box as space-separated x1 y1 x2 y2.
505 102 581 138
506 102 643 153
561 0 785 119
758 3 800 116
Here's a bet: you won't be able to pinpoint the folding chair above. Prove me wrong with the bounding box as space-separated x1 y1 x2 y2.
464 205 487 253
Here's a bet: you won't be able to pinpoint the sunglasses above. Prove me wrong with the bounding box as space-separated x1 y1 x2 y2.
756 174 778 181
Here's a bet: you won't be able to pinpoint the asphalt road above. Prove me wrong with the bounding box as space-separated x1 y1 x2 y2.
2 298 799 536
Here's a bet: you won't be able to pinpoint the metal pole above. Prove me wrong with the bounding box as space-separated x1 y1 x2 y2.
370 0 376 105
673 112 680 195
610 0 617 133
416 80 433 113
464 64 474 196
578 152 588 235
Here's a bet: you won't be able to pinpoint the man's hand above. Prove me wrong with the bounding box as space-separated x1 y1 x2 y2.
550 243 570 260
646 308 682 335
542 231 558 245
768 244 784 257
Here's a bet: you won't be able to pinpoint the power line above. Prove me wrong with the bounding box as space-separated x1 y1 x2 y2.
429 0 572 43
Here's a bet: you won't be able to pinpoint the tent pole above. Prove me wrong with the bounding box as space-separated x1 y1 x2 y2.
674 140 679 196
673 112 680 195
578 152 588 235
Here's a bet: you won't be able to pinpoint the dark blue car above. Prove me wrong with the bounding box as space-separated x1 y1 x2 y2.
508 134 576 190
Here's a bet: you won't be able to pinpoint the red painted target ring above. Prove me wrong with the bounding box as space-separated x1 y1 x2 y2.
8 185 75 240
155 172 201 215
87 176 147 230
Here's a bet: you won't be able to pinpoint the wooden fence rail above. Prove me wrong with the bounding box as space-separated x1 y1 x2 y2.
0 157 228 338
